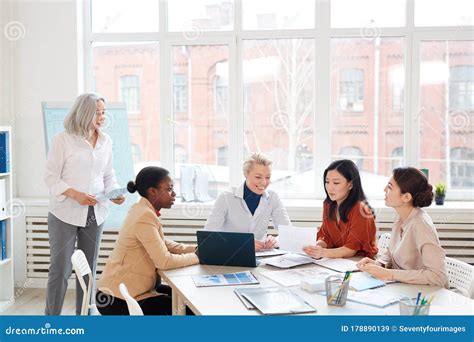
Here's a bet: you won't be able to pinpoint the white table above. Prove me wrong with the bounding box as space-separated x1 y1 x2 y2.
159 263 474 316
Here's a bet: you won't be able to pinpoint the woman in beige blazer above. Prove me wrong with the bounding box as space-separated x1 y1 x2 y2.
357 167 448 288
96 166 199 315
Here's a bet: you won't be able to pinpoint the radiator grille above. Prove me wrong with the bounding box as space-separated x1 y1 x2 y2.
25 215 474 280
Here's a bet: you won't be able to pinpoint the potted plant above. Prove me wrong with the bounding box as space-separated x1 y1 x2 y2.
434 182 446 205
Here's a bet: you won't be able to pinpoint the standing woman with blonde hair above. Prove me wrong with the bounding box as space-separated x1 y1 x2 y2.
44 93 125 315
204 152 291 251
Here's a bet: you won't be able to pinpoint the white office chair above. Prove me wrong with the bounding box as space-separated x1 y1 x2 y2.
119 283 144 315
445 257 474 299
377 233 391 257
71 249 100 315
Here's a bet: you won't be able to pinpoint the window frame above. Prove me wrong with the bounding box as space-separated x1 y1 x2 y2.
83 0 474 201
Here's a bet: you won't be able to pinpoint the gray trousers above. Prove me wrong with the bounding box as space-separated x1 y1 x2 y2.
45 207 103 315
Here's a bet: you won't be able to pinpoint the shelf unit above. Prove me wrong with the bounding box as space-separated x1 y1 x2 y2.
0 126 13 311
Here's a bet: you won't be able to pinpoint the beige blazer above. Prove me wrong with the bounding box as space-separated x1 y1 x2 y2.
98 197 199 301
377 207 448 288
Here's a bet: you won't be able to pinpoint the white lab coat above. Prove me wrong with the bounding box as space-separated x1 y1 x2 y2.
204 183 291 240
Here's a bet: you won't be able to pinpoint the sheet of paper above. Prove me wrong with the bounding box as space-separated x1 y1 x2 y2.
262 253 315 269
278 225 316 254
261 267 337 287
96 187 128 201
346 290 401 308
313 258 359 273
255 249 287 257
349 271 386 291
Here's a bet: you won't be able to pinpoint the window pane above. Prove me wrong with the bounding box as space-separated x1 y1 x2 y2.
172 45 230 200
331 37 405 198
91 0 159 33
415 0 474 26
243 39 315 196
419 41 474 192
120 75 141 113
331 0 406 28
242 0 314 30
168 0 234 32
92 42 160 169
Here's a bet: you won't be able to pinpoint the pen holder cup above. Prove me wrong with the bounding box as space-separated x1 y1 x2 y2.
325 275 350 306
399 297 431 315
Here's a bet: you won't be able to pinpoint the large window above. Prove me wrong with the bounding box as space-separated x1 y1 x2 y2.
243 39 315 195
87 0 474 200
92 42 160 169
172 45 230 197
331 37 406 198
419 40 474 197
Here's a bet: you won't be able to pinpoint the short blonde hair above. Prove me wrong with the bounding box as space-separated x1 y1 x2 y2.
243 152 273 176
64 93 105 138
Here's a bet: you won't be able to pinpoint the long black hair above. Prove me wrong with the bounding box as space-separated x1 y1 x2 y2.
323 159 370 223
127 166 170 198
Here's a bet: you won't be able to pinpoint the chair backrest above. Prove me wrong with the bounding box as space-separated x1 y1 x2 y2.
445 257 474 298
119 283 144 315
377 233 391 257
71 249 92 315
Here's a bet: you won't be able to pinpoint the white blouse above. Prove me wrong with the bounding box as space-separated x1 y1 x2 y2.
204 183 291 240
44 131 120 227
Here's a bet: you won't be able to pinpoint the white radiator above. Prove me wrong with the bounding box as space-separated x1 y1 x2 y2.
25 215 474 281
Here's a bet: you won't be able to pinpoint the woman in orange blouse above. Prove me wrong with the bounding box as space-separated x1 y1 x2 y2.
304 160 378 259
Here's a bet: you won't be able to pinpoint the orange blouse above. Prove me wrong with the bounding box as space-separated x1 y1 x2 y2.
316 201 378 258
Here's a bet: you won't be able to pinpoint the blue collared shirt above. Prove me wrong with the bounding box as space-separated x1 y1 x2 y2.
203 182 291 241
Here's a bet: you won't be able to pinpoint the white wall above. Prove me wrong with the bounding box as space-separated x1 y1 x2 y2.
0 1 14 129
0 0 80 198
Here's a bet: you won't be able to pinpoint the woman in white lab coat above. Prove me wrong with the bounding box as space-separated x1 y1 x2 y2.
204 153 291 251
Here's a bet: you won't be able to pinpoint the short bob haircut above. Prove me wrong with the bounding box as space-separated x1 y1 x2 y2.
242 152 273 176
64 93 105 138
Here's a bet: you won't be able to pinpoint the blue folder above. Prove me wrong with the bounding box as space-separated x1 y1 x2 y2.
0 132 10 173
0 220 6 260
